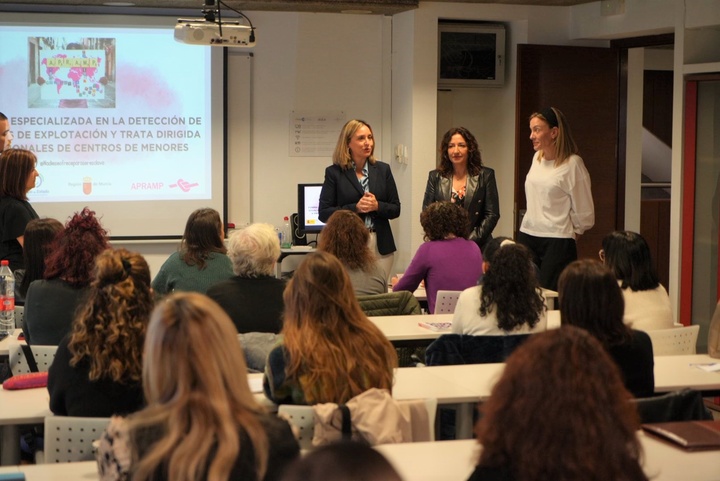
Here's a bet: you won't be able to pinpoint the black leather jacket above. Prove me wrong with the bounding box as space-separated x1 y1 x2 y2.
422 167 500 250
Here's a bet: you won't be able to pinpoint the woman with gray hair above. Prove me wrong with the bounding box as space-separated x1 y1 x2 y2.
206 223 285 335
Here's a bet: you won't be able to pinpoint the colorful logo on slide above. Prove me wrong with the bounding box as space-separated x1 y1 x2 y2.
83 177 92 195
169 179 199 192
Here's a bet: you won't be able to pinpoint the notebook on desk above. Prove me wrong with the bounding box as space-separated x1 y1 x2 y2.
642 421 720 451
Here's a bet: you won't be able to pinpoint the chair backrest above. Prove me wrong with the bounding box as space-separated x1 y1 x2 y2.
632 388 712 424
425 334 531 366
8 342 58 375
14 305 24 329
357 291 421 317
434 291 461 314
645 325 699 355
44 416 110 463
278 405 315 450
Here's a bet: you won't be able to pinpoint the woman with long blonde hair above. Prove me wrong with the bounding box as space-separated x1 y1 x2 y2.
48 248 153 417
97 292 299 481
264 251 397 405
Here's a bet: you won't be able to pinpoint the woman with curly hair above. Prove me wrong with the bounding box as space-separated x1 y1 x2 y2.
24 207 110 345
152 208 233 297
264 251 397 405
96 292 300 481
423 127 500 251
452 243 546 336
393 201 482 313
317 210 386 295
48 248 153 417
469 326 647 481
559 259 654 398
0 148 40 270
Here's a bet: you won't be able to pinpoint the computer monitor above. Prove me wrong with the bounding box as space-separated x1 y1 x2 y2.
297 183 326 235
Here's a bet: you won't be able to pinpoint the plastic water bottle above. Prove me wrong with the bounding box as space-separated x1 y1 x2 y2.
281 216 292 249
0 260 15 335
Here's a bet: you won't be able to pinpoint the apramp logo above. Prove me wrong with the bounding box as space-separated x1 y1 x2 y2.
169 179 199 192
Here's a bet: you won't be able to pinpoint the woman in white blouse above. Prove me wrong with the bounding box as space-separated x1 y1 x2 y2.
452 243 546 336
601 230 674 330
517 107 594 291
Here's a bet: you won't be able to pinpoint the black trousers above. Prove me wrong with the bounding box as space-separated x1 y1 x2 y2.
517 232 577 291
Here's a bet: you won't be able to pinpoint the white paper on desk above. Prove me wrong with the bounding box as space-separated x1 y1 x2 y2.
691 363 720 373
248 377 264 393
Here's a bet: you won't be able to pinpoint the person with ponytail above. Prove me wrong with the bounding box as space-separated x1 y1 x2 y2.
517 107 594 291
48 248 153 417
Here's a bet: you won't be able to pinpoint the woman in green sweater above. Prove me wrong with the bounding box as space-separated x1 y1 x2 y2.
152 208 233 297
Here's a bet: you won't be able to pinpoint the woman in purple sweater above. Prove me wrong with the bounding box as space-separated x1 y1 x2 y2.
393 201 483 313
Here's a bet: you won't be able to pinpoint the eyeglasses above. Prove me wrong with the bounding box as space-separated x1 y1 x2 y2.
598 249 605 262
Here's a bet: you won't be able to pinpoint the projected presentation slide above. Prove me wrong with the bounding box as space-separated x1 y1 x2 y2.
0 24 214 204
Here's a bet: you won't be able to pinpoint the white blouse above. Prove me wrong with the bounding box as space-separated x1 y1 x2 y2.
452 285 547 336
622 283 674 331
520 152 594 239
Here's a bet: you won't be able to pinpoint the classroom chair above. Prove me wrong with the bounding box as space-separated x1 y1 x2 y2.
645 325 700 355
434 291 462 314
8 342 58 375
425 334 531 366
14 305 24 330
43 416 110 463
633 388 712 424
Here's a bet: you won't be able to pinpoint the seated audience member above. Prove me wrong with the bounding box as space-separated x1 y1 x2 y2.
14 218 63 304
558 259 654 398
393 201 482 313
152 208 233 297
24 207 109 345
264 251 397 405
452 243 546 336
206 223 285 334
318 210 387 296
601 230 674 330
468 326 647 481
282 441 402 481
479 235 513 272
48 249 152 417
97 292 300 481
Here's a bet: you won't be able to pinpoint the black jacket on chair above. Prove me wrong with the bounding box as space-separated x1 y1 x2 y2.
319 161 400 255
425 334 531 366
422 168 500 250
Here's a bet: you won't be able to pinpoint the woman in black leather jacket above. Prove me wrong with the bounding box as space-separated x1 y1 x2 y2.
422 127 499 251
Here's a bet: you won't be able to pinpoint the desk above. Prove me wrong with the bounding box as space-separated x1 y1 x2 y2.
375 432 720 481
654 354 720 394
369 314 452 346
0 461 97 480
0 330 23 357
0 386 52 466
391 287 558 310
276 247 315 278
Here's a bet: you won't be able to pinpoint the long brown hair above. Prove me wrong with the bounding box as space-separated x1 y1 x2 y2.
68 248 152 383
317 210 375 271
558 259 631 348
475 326 646 481
0 148 36 200
179 208 226 270
129 293 268 481
438 126 482 176
282 251 397 404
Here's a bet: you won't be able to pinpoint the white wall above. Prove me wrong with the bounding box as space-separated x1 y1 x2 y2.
123 0 710 297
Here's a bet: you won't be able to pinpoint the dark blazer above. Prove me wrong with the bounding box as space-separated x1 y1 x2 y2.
422 168 500 250
318 161 400 255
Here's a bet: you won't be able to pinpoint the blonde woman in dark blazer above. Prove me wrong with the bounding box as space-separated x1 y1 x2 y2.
319 119 400 278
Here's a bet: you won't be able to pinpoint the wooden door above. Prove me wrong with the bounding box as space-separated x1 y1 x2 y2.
515 44 621 260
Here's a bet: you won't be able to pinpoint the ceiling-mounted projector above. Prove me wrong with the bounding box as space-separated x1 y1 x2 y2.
174 19 255 47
